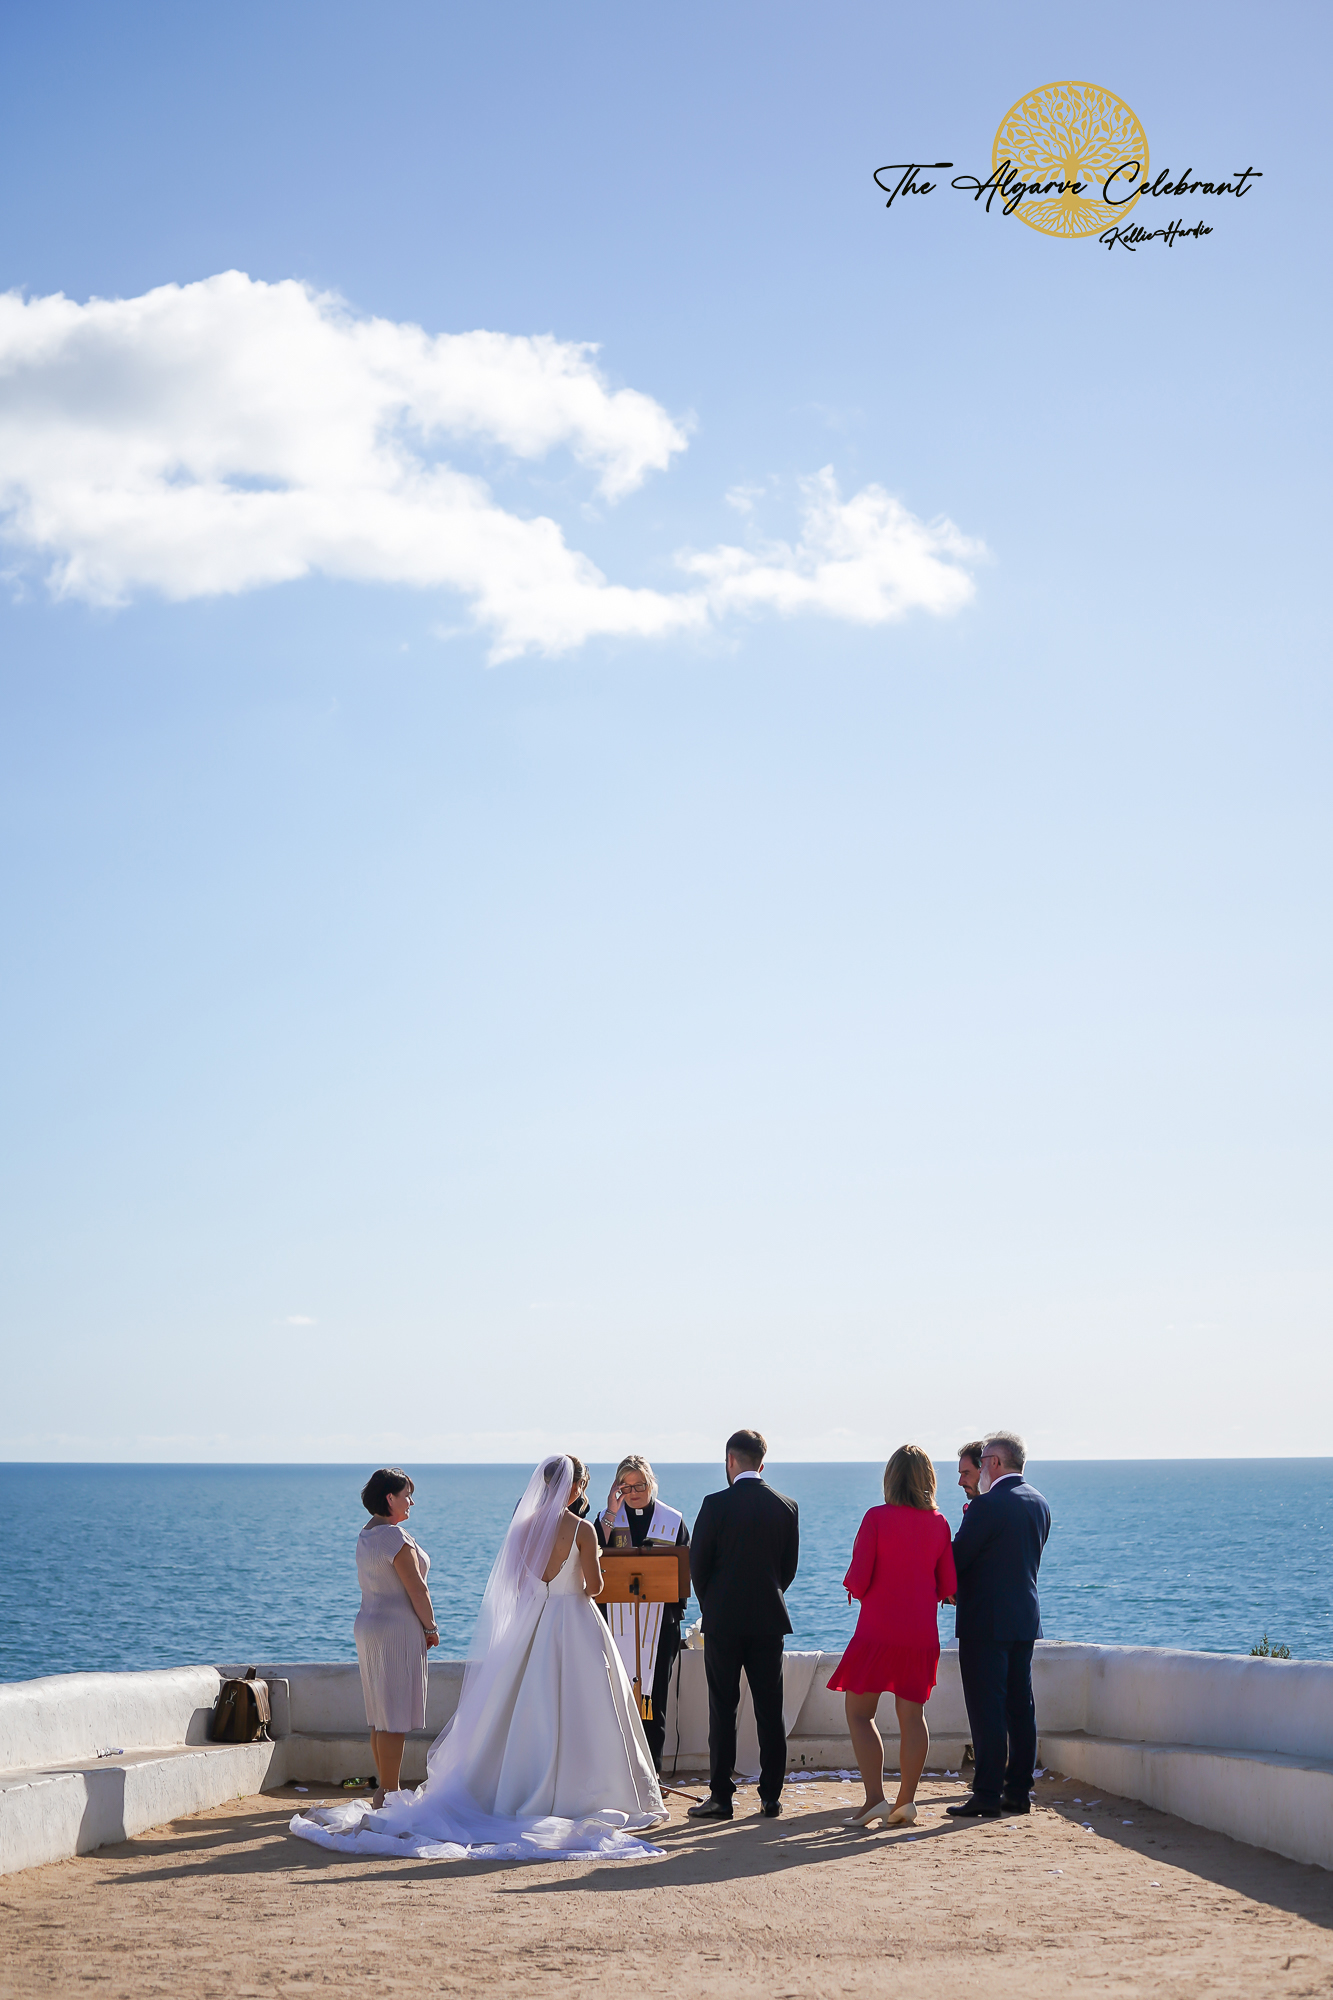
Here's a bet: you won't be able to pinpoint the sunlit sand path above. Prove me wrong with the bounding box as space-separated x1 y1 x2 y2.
2 1773 1330 1998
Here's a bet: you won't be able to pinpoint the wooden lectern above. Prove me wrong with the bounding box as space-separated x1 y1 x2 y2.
594 1549 691 1720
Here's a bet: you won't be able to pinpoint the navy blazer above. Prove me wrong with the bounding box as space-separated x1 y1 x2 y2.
952 1476 1051 1644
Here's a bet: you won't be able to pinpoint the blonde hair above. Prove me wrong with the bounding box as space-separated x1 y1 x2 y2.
883 1444 937 1510
615 1454 657 1499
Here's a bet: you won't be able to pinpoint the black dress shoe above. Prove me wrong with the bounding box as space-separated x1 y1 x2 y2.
686 1796 734 1820
1002 1796 1031 1815
946 1796 1003 1818
760 1801 782 1818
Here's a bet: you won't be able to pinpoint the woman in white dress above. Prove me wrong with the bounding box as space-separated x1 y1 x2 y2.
291 1455 668 1862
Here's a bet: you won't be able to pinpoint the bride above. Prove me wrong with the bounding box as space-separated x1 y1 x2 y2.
290 1454 669 1861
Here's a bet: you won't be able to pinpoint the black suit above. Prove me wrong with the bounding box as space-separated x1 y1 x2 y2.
691 1475 799 1805
952 1474 1052 1806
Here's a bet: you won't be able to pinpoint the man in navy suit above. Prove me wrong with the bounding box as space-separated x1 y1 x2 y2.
947 1431 1051 1819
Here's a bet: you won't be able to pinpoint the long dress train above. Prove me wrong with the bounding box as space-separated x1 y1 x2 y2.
290 1536 667 1862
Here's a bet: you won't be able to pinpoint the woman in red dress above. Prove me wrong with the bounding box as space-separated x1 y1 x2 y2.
828 1444 957 1827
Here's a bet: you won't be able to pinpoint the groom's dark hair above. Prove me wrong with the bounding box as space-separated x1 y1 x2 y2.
726 1428 767 1468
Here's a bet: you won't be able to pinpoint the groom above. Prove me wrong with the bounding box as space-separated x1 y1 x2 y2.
687 1429 799 1821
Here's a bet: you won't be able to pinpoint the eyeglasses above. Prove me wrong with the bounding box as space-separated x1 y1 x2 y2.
620 1481 651 1496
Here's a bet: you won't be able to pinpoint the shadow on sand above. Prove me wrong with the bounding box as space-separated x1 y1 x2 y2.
98 1781 1333 1931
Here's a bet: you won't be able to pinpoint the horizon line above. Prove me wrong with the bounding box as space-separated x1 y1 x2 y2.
2 1454 1328 1468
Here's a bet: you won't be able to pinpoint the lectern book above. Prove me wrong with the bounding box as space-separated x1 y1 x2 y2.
592 1549 690 1604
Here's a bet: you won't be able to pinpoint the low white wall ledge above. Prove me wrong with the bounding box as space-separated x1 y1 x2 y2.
2 1642 1331 1875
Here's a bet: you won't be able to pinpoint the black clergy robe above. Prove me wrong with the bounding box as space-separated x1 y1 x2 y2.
595 1504 691 1772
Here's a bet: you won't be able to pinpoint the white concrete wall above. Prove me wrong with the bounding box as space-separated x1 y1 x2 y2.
666 1647 973 1772
221 1660 465 1738
658 1641 1333 1873
3 1644 1331 1875
0 1667 223 1768
1074 1645 1333 1758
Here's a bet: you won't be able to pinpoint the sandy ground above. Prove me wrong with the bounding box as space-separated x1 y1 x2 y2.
2 1770 1331 1998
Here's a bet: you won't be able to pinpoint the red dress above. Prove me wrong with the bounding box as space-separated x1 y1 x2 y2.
826 1504 958 1704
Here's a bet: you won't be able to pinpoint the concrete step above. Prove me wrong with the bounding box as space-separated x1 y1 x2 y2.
1041 1729 1333 1872
0 1739 282 1874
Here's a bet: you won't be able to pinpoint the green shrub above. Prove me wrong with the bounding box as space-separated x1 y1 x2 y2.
1250 1634 1292 1659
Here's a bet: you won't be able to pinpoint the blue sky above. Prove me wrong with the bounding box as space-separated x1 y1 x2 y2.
1 1 1328 1462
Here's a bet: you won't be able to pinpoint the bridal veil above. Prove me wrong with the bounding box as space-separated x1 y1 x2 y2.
290 1455 667 1862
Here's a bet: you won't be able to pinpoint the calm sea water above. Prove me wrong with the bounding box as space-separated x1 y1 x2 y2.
2 1460 1328 1684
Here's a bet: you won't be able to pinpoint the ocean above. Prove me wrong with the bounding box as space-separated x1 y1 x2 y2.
2 1459 1328 1685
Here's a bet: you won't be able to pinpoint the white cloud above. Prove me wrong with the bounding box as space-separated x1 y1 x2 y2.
724 482 765 515
683 468 984 624
281 1314 317 1326
0 272 984 658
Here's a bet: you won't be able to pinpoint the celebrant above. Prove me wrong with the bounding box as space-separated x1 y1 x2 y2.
596 1454 691 1772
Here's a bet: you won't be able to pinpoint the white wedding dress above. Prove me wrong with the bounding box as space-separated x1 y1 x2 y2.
291 1464 667 1864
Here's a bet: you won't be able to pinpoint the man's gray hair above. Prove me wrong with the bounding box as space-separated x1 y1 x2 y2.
984 1430 1027 1472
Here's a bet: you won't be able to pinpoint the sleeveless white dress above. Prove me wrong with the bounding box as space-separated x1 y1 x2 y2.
291 1534 667 1862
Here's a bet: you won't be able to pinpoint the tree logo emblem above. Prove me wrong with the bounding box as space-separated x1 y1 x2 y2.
993 82 1149 238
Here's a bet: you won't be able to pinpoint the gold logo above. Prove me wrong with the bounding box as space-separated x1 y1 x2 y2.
993 81 1149 238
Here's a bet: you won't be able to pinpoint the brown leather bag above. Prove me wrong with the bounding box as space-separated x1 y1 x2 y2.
210 1667 272 1743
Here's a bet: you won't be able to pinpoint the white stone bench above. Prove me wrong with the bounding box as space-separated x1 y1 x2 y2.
1042 1733 1333 1866
0 1668 282 1873
1034 1643 1333 1871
